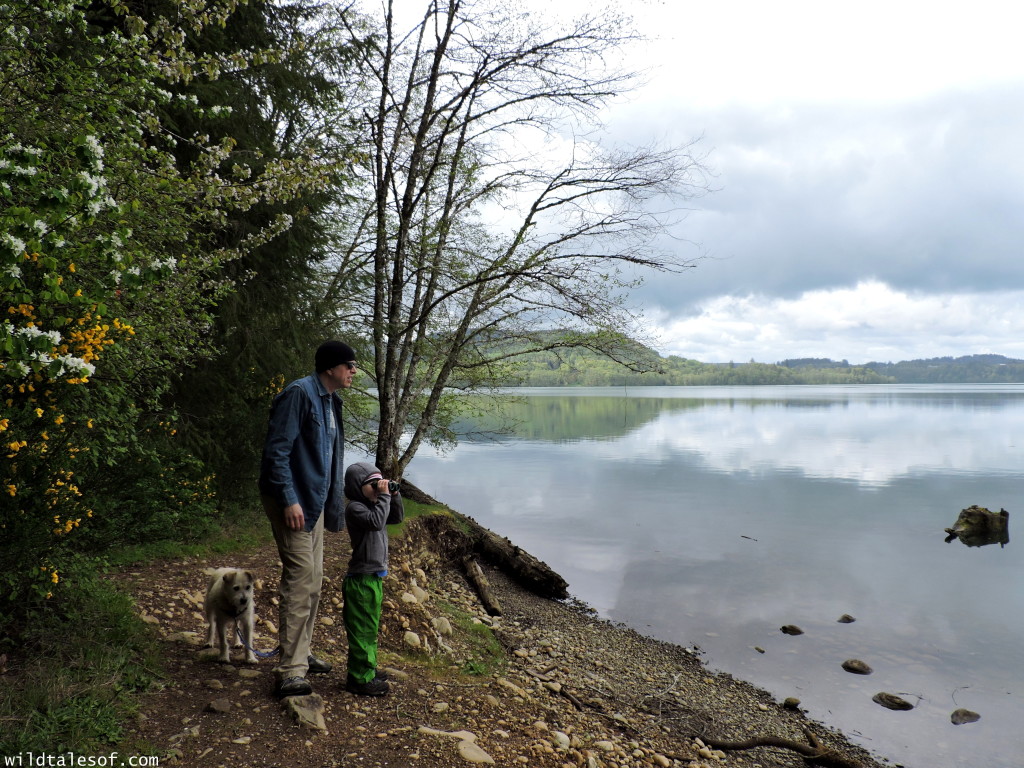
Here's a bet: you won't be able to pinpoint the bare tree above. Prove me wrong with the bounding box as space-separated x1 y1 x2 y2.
330 0 709 477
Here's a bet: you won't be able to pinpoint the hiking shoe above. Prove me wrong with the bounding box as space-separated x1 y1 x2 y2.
307 655 333 674
275 676 312 697
347 669 388 684
345 675 390 696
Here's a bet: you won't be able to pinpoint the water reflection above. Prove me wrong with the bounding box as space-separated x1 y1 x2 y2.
477 386 1024 487
408 386 1024 768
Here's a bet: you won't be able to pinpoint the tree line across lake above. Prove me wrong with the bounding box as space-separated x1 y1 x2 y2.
509 349 1024 386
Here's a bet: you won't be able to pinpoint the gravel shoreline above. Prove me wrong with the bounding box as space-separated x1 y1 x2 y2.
114 512 890 768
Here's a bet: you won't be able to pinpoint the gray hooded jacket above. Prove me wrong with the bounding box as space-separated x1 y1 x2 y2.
343 462 404 575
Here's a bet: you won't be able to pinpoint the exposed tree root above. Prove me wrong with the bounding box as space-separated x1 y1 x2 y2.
698 728 863 768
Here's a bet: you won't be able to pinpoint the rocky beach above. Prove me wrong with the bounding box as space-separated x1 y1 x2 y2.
110 507 891 768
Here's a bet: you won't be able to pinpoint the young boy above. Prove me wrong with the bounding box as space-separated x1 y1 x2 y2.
342 461 404 696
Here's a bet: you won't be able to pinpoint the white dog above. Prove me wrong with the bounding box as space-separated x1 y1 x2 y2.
203 567 257 664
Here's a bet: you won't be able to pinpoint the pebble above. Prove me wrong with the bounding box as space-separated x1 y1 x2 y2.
466 741 496 765
779 625 803 635
837 614 856 623
951 708 981 724
404 631 422 648
872 692 914 711
319 616 334 626
204 698 232 714
431 617 453 636
841 659 873 675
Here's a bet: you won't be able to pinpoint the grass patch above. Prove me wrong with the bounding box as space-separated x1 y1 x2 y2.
439 601 507 678
0 560 162 755
387 497 446 538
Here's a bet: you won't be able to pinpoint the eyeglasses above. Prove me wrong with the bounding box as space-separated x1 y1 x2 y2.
343 362 357 371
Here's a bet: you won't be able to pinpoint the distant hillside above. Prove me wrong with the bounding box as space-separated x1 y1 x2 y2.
859 354 1024 383
508 347 1024 386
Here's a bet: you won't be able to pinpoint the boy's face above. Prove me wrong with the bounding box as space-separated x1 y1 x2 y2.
362 479 379 501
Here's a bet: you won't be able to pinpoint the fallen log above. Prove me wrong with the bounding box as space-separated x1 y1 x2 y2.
416 506 569 601
462 555 502 616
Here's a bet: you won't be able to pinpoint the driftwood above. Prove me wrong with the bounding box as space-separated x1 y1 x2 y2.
462 556 502 616
698 729 862 768
471 519 569 599
415 499 569 604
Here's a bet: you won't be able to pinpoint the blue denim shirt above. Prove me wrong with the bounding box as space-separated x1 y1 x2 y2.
258 373 345 532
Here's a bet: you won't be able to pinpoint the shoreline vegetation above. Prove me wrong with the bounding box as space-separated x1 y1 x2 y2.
507 345 1024 387
2 493 889 768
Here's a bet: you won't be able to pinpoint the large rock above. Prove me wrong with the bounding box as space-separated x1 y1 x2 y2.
944 505 1009 547
282 693 327 732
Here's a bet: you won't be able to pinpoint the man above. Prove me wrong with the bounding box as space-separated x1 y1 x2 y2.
258 340 356 697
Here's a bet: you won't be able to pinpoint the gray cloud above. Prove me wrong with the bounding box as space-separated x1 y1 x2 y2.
617 83 1024 313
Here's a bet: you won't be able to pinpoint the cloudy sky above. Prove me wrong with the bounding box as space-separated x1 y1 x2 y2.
595 0 1024 363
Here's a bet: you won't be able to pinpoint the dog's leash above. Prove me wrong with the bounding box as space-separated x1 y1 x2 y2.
235 627 281 660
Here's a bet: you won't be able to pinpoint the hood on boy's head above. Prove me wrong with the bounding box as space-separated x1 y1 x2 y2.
345 461 382 501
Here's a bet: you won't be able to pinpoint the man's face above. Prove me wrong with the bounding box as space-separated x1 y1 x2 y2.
325 361 356 391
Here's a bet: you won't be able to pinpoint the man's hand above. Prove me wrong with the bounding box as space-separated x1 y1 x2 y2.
283 503 305 530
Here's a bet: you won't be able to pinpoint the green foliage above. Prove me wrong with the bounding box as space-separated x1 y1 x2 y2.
862 354 1024 383
0 0 337 613
0 559 161 754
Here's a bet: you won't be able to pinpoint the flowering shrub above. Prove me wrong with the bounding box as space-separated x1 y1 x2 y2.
0 0 335 613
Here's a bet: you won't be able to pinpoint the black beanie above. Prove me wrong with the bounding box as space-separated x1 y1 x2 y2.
315 340 356 373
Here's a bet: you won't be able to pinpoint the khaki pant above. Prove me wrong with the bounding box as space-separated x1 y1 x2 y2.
263 497 324 682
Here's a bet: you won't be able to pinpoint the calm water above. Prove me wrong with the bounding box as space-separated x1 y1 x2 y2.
403 385 1024 768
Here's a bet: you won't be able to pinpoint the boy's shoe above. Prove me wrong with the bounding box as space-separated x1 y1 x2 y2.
275 676 313 697
345 675 390 696
307 655 333 674
347 669 388 683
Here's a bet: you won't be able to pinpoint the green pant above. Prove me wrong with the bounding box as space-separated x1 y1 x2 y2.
343 573 383 683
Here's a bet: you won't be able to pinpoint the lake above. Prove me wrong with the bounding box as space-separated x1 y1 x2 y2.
402 385 1023 768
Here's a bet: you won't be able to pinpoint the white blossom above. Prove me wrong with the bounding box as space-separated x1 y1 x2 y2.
3 233 25 255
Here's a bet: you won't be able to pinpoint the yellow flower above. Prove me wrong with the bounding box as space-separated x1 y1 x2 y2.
68 263 76 273
54 414 65 425
6 485 15 497
34 408 43 417
86 419 94 428
51 571 59 584
0 418 8 432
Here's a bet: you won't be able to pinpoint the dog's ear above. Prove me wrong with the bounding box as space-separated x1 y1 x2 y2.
244 570 254 583
222 571 236 585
